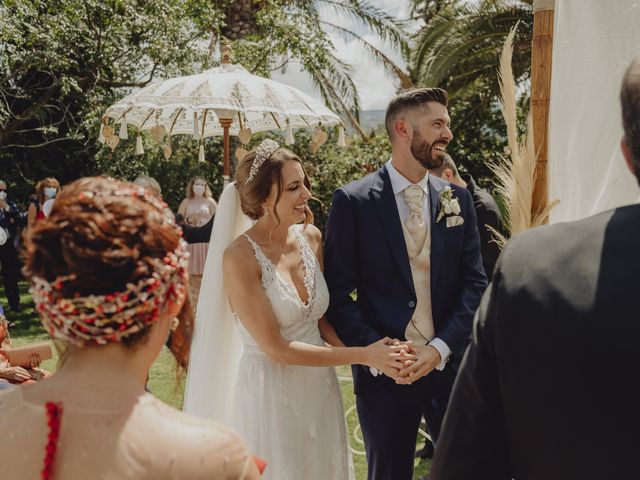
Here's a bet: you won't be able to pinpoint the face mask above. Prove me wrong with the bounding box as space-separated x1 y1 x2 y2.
0 191 6 201
193 185 206 196
44 187 57 198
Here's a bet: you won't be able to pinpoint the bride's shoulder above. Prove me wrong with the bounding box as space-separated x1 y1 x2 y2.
298 223 322 250
136 396 251 479
223 235 261 274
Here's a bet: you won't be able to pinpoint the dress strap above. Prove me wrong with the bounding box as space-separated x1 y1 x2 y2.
292 227 318 277
292 227 317 313
242 234 276 286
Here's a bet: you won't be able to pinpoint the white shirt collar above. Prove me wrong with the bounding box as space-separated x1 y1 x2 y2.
387 160 430 196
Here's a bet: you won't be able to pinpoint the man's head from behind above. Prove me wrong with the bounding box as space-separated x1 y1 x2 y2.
620 57 640 185
385 88 452 170
429 154 466 187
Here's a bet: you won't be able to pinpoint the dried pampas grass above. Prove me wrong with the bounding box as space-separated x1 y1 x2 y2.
489 24 558 248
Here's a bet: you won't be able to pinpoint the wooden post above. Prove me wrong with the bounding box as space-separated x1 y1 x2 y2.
220 118 233 186
531 0 555 220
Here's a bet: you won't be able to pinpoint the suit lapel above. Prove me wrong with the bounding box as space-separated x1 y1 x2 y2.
429 178 445 288
371 167 415 295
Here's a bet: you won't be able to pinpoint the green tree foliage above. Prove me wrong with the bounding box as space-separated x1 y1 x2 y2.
223 0 411 137
288 130 390 228
0 0 406 210
0 0 221 200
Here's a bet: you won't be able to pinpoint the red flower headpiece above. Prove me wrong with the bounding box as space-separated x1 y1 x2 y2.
30 186 189 347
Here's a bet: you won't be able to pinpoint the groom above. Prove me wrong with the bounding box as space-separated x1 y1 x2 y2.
324 87 487 480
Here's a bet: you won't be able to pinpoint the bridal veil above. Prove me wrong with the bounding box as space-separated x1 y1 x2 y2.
183 183 251 423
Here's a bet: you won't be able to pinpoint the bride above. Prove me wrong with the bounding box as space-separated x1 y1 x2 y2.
184 139 414 479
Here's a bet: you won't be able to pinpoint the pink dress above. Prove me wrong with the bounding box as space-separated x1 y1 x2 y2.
184 200 215 275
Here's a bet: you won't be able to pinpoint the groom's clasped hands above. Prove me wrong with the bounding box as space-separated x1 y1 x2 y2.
367 338 442 384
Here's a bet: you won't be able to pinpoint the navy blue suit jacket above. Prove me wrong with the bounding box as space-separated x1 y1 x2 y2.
324 165 487 394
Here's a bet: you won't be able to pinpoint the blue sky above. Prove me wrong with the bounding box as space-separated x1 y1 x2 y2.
271 0 414 110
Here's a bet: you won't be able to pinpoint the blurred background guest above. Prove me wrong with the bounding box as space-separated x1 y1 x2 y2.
27 177 59 231
177 177 217 308
430 154 503 280
0 177 261 480
0 179 23 312
133 174 163 199
0 305 50 387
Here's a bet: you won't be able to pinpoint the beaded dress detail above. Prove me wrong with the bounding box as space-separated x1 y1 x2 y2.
232 227 352 480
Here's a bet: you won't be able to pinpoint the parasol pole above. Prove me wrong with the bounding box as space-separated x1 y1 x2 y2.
531 0 555 221
220 44 234 187
221 118 232 186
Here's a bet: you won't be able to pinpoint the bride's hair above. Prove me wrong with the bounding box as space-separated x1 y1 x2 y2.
235 146 314 226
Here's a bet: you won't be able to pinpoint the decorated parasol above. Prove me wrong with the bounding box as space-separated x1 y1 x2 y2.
100 46 346 183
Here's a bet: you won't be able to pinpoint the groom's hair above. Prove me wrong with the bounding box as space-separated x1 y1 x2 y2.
385 87 448 141
621 57 640 182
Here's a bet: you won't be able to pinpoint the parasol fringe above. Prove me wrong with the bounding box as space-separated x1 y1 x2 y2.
119 119 128 140
285 120 294 145
337 125 346 148
136 135 144 155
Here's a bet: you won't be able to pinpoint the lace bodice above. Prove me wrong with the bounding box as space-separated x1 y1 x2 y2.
237 227 329 349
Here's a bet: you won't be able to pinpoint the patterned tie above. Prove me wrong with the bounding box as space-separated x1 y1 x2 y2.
403 185 427 254
402 184 434 342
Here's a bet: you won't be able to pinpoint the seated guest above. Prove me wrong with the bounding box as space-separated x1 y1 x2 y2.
0 304 50 386
431 58 640 480
0 177 261 480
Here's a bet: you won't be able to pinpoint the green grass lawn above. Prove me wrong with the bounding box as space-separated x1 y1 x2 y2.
1 279 431 479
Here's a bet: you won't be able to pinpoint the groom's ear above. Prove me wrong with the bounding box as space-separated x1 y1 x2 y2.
394 117 412 143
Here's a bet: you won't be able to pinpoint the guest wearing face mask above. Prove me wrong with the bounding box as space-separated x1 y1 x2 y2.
27 177 60 230
0 180 24 312
177 177 217 308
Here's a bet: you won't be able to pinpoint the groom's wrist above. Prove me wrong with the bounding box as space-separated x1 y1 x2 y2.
427 338 451 371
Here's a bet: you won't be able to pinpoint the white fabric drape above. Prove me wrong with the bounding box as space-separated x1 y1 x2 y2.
183 183 251 424
548 0 640 223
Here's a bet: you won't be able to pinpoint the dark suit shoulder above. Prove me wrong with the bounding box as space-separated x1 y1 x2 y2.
473 188 501 216
498 205 639 293
339 168 382 200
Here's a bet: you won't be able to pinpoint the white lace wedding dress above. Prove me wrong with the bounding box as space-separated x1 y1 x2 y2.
233 228 352 480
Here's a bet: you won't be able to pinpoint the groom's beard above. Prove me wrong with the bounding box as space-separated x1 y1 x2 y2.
410 128 447 170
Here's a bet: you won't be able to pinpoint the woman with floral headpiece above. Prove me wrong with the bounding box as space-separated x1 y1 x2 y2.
0 177 262 480
185 140 415 479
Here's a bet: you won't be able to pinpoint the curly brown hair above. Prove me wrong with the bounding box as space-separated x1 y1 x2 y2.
22 176 192 347
235 145 314 227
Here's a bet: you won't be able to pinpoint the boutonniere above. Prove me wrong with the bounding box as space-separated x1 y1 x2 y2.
436 186 463 225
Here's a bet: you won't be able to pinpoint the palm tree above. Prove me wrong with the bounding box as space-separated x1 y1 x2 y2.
410 0 532 101
214 0 412 139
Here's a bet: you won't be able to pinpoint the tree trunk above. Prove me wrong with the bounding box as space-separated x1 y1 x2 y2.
220 0 260 40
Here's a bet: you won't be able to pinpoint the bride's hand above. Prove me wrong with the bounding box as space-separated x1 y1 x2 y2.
364 337 417 377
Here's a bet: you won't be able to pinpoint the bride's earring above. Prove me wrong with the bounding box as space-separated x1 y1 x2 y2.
171 317 180 332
